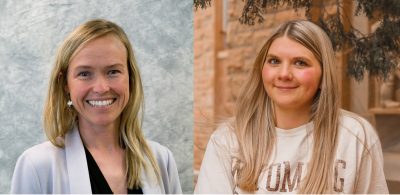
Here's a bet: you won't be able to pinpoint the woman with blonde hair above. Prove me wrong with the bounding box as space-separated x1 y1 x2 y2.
195 20 388 193
11 19 181 194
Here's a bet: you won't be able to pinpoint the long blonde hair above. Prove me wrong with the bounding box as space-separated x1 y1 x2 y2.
234 20 340 193
43 19 160 189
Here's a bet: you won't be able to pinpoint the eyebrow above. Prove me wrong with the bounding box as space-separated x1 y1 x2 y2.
293 56 311 62
106 64 125 69
266 53 312 62
266 54 279 58
73 63 125 70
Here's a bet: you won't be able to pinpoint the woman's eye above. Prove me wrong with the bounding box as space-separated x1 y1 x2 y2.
77 71 91 78
108 69 121 76
295 60 308 67
268 58 279 64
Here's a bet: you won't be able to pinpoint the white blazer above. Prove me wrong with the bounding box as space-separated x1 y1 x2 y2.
10 126 182 194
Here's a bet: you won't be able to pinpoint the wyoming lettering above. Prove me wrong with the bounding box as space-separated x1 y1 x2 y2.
232 159 347 193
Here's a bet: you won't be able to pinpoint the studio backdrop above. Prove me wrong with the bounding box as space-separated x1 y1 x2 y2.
0 0 193 193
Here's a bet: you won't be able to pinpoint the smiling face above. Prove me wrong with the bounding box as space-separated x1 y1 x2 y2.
66 34 129 129
262 36 322 112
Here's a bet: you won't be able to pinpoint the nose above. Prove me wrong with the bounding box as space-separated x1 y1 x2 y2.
92 76 110 93
278 65 293 80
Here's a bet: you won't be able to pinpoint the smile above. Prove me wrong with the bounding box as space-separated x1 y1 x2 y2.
275 86 297 89
86 98 116 107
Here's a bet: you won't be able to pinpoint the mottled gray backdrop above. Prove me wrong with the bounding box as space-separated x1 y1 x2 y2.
0 0 193 193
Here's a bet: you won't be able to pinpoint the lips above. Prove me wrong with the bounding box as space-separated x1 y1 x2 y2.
275 85 297 89
86 98 116 107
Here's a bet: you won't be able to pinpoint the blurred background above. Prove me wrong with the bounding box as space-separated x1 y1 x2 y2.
194 0 400 193
0 0 193 193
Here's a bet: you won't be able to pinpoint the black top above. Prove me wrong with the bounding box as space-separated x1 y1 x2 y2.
84 146 143 194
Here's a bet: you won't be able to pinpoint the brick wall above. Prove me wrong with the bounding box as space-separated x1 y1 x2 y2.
193 1 216 174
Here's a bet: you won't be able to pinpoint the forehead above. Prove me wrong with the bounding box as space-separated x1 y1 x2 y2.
77 34 126 55
69 34 127 68
268 36 317 60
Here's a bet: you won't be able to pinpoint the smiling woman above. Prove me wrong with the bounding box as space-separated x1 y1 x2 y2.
262 36 322 129
195 20 388 194
10 19 182 194
67 35 130 129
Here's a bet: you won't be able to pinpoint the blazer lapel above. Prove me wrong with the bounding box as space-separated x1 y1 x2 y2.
140 168 161 194
65 126 92 193
140 161 163 193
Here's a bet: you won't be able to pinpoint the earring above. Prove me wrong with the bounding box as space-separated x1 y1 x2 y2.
67 100 73 107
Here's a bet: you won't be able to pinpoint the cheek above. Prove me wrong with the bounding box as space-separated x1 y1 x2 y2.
261 67 276 96
69 86 86 100
261 66 274 83
67 81 88 100
297 69 321 90
117 76 130 98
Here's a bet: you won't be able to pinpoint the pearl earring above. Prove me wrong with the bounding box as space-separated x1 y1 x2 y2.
67 100 73 107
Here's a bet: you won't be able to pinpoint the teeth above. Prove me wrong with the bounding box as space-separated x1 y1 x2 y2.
88 99 114 107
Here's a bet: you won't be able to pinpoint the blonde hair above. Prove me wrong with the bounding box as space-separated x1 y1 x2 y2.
43 19 160 189
234 20 340 193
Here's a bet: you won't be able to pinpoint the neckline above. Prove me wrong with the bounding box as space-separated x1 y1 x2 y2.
84 146 114 193
83 146 143 194
275 121 313 136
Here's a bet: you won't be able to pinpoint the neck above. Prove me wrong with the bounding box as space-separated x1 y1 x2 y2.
78 120 121 151
274 104 311 129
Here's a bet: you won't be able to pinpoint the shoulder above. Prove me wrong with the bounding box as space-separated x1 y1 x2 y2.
11 141 65 193
338 110 380 148
212 122 235 138
146 140 178 169
17 141 64 168
146 140 173 160
211 122 237 143
145 140 182 193
209 122 238 151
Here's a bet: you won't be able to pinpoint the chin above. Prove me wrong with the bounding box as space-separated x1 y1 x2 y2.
89 117 119 127
275 101 299 109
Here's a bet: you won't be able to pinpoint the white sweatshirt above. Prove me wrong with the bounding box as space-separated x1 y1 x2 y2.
195 111 388 194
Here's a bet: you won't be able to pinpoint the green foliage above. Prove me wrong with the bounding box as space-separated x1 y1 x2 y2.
193 0 400 81
194 0 211 10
